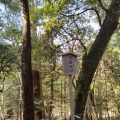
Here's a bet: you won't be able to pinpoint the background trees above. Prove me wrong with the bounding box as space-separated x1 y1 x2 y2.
0 0 120 120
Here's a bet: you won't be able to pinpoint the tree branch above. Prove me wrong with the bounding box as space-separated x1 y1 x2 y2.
61 8 102 27
97 0 108 12
62 27 87 55
93 8 102 27
61 8 93 17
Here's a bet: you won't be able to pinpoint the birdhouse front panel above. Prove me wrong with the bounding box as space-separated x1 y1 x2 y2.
62 54 78 75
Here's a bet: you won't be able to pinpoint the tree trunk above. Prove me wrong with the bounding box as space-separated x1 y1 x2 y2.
75 0 120 120
64 80 67 120
49 57 56 120
60 80 63 117
18 72 23 120
20 0 34 120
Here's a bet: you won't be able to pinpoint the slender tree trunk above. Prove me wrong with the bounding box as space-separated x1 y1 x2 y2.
75 0 120 120
110 84 120 114
49 77 54 120
64 80 67 120
105 76 110 120
1 93 4 120
0 77 4 120
49 57 56 120
61 80 63 117
117 21 120 58
97 84 103 120
48 35 56 120
20 0 34 120
18 72 23 120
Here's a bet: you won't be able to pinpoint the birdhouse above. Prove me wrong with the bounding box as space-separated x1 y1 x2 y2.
61 52 78 75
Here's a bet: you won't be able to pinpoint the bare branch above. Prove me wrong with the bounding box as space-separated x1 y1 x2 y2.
61 8 102 27
50 40 75 58
93 8 102 27
62 27 87 56
61 8 93 17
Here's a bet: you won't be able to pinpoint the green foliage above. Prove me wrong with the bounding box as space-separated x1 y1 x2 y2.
34 99 45 111
30 7 42 26
0 0 12 5
0 43 17 73
104 116 120 120
30 0 69 27
0 0 20 12
9 0 20 13
2 28 20 38
3 72 20 119
0 19 4 27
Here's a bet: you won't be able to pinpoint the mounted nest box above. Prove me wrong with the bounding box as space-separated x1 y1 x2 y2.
61 52 78 75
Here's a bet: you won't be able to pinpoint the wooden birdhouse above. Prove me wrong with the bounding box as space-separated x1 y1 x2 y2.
61 52 78 75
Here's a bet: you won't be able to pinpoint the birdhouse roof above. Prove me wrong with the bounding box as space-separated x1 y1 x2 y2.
61 52 78 57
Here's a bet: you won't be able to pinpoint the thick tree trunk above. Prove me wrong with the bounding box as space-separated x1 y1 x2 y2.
20 0 34 120
75 0 120 120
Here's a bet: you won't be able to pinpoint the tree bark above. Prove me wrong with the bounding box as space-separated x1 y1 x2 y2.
20 0 34 120
75 0 120 120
